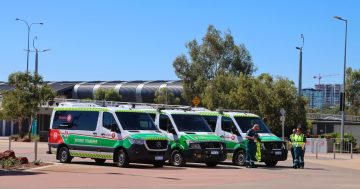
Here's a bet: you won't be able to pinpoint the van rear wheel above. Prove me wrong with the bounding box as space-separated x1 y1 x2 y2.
115 149 129 167
58 147 72 163
233 150 246 166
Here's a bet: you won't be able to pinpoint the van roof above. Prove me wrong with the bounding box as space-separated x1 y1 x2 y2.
54 104 157 113
196 110 259 118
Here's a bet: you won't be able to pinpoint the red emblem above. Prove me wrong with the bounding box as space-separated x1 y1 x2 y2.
53 132 58 140
231 135 235 140
112 132 116 139
66 114 72 123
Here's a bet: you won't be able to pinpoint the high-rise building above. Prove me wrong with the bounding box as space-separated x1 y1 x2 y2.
302 84 342 109
302 88 324 109
315 84 342 108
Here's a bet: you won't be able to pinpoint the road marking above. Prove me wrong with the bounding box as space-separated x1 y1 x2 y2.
26 163 61 171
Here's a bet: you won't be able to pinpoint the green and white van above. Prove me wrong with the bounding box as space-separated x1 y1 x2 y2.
138 107 227 167
48 102 170 167
197 109 287 166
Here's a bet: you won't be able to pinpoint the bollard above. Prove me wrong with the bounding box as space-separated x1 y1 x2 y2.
35 137 38 162
316 141 318 159
333 142 336 159
8 136 11 150
350 143 353 159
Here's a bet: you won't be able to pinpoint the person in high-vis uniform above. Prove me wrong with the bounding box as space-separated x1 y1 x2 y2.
289 129 296 164
292 128 306 169
246 124 260 168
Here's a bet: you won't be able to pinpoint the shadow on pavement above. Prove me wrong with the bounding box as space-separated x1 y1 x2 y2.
0 170 46 176
68 161 186 170
183 162 241 169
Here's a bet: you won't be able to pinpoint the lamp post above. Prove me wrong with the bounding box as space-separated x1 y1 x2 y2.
29 36 50 76
296 34 304 96
334 16 348 146
15 18 43 73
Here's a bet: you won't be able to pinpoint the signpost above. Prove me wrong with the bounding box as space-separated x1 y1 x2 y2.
192 96 200 107
280 108 286 141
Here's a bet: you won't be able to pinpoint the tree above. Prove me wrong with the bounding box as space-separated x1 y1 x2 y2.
94 88 122 101
154 88 181 105
1 72 54 137
202 73 307 136
346 67 360 115
173 25 255 103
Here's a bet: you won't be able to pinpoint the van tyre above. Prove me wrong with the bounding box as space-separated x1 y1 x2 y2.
265 161 278 167
94 159 106 164
115 149 129 167
58 147 72 163
205 162 218 167
170 150 185 167
233 150 246 166
153 161 165 167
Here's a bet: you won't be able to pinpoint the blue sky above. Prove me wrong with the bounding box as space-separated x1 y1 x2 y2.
0 0 359 88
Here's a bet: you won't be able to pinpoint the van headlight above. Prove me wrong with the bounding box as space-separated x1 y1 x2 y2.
129 138 145 145
189 143 202 149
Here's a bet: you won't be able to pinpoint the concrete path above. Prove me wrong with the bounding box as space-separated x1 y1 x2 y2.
1 141 360 189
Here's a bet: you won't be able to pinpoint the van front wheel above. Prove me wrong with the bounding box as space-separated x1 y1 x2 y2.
115 149 129 167
58 147 72 163
170 150 185 167
233 150 246 166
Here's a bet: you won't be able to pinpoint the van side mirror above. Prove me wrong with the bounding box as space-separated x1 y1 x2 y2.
110 123 120 133
231 126 239 136
168 126 176 135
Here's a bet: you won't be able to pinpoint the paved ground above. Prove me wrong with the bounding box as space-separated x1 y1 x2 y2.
1 141 360 189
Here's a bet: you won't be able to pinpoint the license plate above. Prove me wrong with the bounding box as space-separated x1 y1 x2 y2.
155 156 163 160
275 151 282 155
211 151 219 155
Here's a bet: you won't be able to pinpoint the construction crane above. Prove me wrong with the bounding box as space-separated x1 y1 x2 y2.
313 73 340 85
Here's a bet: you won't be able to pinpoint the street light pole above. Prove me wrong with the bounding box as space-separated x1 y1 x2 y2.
31 36 50 76
15 18 43 73
296 34 304 96
334 16 348 145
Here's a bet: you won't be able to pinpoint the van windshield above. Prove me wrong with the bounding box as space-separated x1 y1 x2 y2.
234 117 271 133
172 114 212 132
116 112 158 131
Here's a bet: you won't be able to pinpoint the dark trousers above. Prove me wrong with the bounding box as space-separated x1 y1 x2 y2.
246 143 256 166
294 147 304 168
290 147 295 163
301 148 305 167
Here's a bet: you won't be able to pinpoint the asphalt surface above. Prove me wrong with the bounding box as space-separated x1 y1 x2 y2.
1 141 360 189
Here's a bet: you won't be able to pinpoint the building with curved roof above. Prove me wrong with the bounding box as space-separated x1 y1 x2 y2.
0 80 184 104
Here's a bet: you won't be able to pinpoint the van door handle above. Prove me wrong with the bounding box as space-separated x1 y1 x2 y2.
220 135 225 138
93 132 97 136
101 133 105 136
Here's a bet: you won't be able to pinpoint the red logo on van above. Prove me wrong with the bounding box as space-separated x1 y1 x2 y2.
112 133 116 139
66 114 72 123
